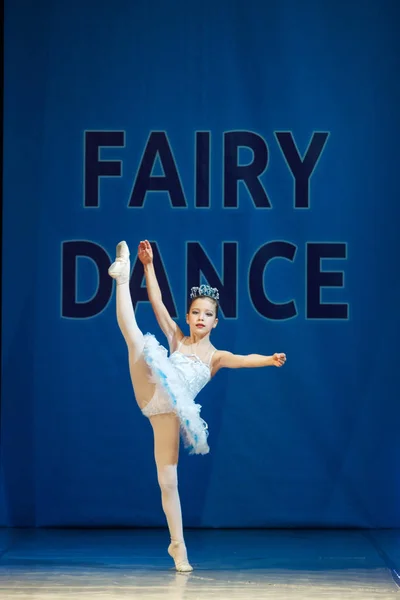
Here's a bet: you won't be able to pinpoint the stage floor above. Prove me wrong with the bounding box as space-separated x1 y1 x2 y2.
0 528 399 599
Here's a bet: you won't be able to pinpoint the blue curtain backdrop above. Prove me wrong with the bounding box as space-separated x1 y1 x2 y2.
1 0 399 528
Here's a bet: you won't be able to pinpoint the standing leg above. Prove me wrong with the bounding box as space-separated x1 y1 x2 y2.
150 413 193 572
109 241 155 409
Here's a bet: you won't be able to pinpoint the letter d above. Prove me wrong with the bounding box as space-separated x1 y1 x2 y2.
62 241 112 318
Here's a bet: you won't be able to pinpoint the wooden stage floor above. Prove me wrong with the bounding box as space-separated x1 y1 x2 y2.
0 528 399 598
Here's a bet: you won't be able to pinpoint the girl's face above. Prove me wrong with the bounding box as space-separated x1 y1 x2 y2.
186 298 218 337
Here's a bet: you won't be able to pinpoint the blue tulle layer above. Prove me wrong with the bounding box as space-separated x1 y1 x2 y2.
143 334 210 455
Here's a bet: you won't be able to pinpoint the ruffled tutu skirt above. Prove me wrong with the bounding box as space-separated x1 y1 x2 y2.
142 334 210 455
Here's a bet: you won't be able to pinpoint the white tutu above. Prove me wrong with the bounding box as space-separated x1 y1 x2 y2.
143 334 210 455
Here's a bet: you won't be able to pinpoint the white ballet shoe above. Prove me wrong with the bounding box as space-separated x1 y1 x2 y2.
168 540 193 572
108 241 130 285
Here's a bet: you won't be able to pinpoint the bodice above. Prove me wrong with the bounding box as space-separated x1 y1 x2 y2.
168 351 211 400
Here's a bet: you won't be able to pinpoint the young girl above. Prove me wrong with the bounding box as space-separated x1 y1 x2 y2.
108 239 286 572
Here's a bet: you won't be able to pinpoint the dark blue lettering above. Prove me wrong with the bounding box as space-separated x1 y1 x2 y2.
307 243 348 319
249 241 297 320
224 131 271 208
84 131 124 207
187 242 237 318
62 241 112 318
129 132 186 208
275 131 329 209
195 131 211 208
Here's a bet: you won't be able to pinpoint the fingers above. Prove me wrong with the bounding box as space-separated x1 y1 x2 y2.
138 240 151 250
275 353 287 367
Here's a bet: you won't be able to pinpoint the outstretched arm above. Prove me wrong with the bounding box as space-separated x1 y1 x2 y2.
213 351 286 371
139 240 183 345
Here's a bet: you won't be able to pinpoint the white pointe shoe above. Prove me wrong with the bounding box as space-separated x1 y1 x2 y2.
108 241 130 285
168 540 193 572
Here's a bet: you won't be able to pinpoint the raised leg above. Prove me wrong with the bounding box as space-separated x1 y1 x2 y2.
109 241 155 409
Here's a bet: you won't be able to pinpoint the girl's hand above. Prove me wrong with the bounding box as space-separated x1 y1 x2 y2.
138 240 153 265
272 353 286 367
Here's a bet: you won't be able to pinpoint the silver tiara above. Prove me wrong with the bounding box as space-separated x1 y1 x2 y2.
190 284 219 301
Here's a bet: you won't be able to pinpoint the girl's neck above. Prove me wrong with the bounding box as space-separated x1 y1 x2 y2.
187 333 211 346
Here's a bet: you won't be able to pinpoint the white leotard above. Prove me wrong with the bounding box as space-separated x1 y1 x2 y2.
142 337 216 418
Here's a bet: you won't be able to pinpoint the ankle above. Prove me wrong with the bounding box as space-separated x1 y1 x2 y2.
170 538 185 545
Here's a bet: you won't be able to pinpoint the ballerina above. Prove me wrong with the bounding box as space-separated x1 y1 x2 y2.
108 239 286 571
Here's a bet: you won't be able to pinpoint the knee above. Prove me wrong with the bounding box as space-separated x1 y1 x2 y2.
157 465 178 494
